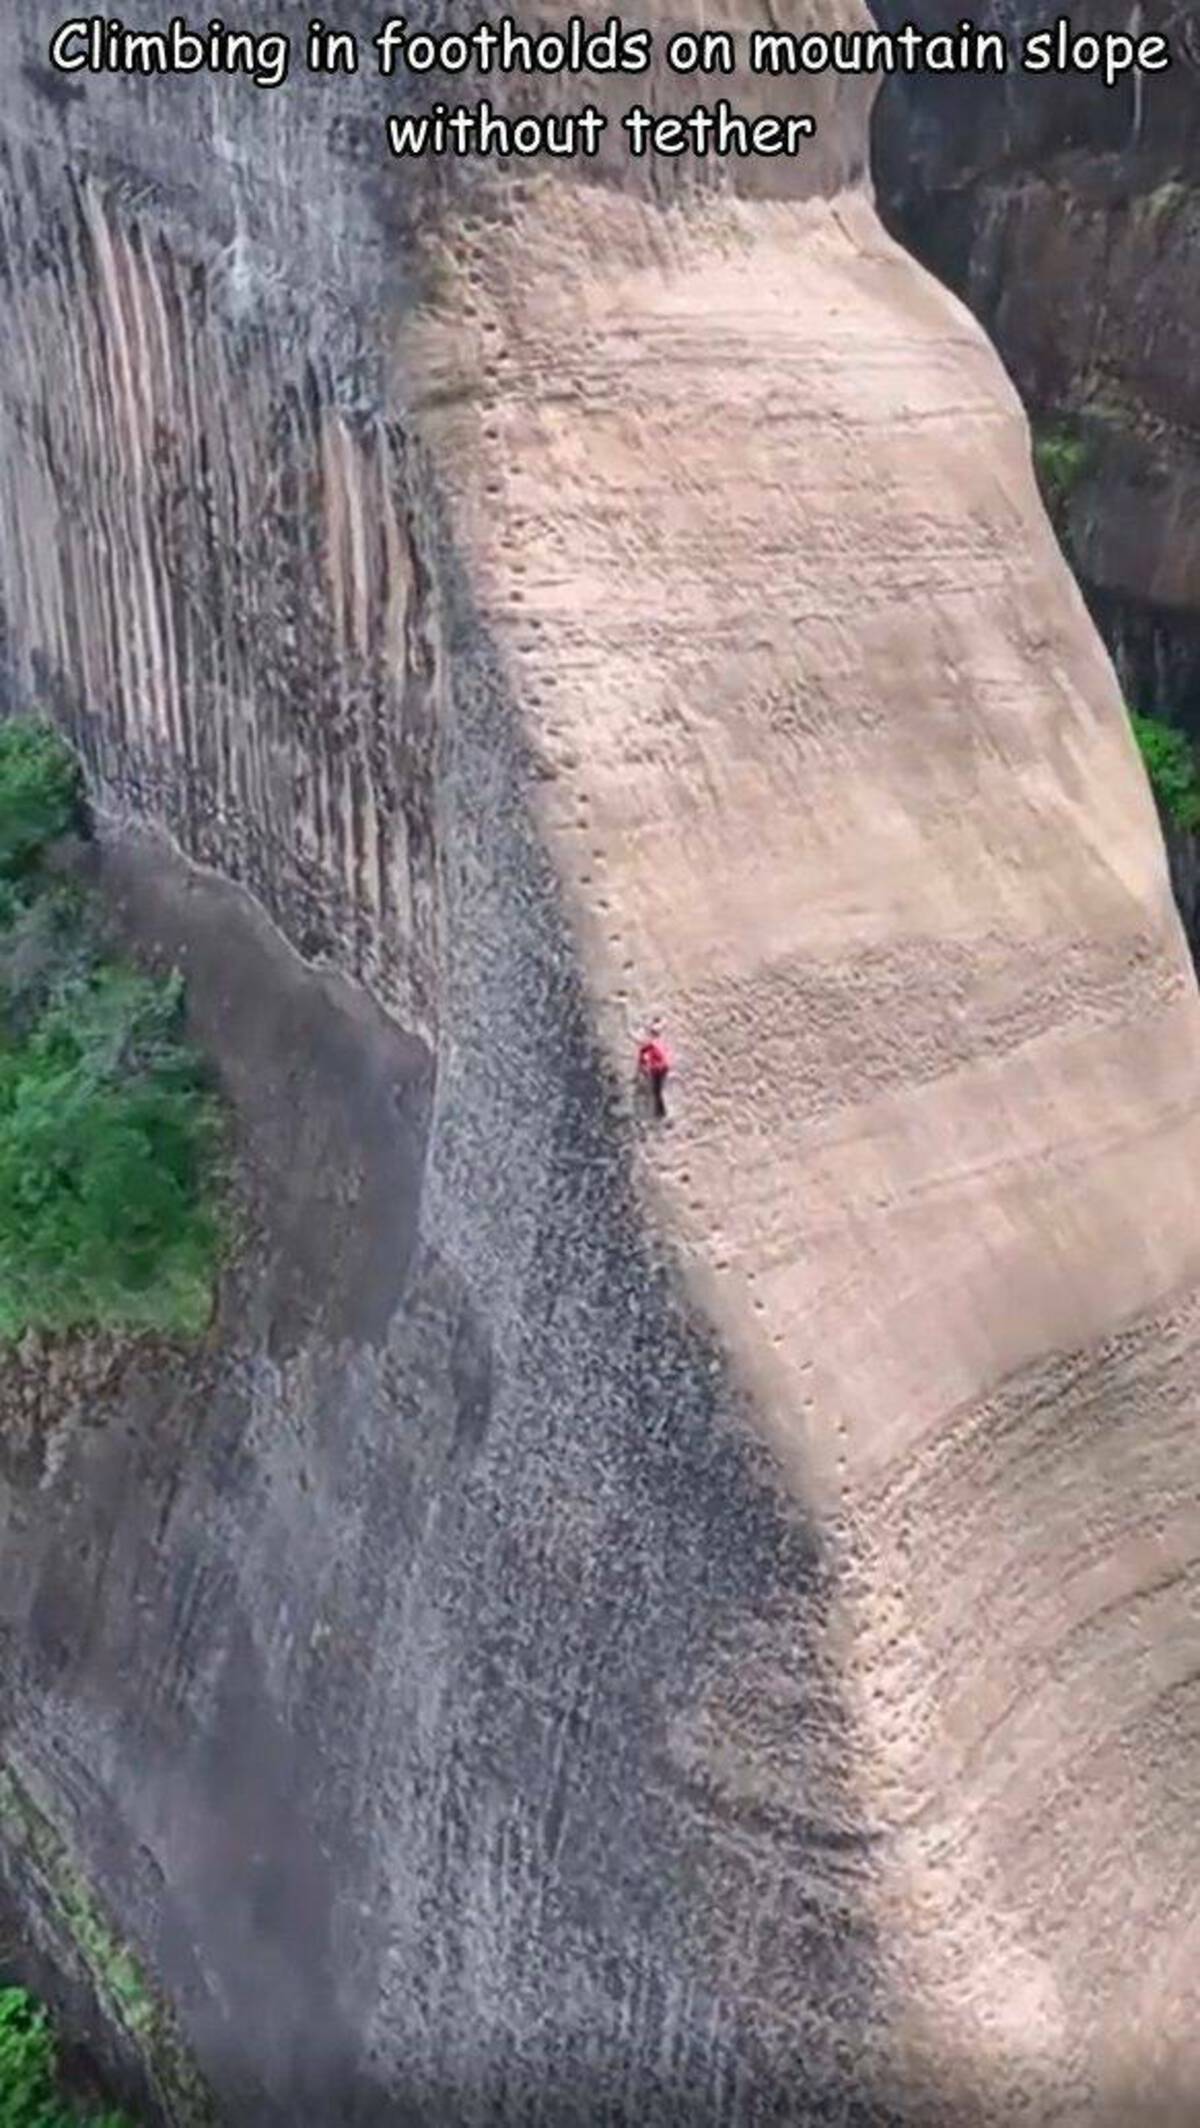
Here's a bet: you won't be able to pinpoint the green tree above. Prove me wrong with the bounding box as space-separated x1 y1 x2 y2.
1129 709 1200 832
0 720 223 1340
0 724 84 881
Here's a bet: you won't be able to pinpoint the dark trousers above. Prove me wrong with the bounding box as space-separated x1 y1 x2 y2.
648 1067 667 1119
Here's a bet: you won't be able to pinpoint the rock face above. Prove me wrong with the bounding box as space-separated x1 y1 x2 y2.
871 0 1200 937
1 3 1200 2124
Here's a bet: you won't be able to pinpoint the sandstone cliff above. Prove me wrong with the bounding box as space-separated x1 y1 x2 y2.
872 0 1200 942
1 2 1199 2123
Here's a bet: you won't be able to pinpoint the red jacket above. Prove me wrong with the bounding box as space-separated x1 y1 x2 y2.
638 1038 669 1077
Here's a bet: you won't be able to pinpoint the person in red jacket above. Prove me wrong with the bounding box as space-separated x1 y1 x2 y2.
637 1023 671 1119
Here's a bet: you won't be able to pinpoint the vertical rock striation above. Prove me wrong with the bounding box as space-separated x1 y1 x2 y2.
0 3 1199 2124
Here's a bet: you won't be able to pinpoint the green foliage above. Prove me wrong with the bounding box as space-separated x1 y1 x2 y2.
1129 709 1200 831
0 725 84 882
0 1773 215 2128
1033 422 1093 518
0 1988 133 2127
0 720 222 1341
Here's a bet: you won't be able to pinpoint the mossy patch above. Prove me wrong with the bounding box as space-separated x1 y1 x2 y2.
0 1984 136 2126
1032 419 1095 518
0 1767 216 2127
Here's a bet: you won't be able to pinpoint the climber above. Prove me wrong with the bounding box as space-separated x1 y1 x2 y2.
637 1024 671 1120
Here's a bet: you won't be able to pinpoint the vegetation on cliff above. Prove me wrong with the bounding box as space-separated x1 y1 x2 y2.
0 722 223 1340
1032 420 1093 522
0 1987 133 2127
1129 708 1200 831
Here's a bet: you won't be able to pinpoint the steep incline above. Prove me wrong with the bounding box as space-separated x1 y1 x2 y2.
436 181 1200 2124
0 4 1199 2124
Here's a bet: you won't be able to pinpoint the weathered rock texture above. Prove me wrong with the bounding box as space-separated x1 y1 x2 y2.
1 3 1200 2123
871 0 1200 938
